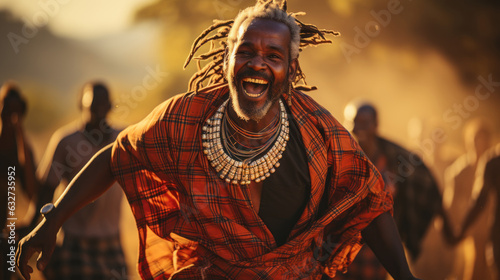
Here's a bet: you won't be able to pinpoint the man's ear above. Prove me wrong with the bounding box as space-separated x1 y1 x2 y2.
288 58 298 83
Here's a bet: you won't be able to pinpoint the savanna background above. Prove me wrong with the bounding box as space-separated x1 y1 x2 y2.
1 0 499 279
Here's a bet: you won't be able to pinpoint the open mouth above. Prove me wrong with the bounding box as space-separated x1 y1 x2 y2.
241 77 269 98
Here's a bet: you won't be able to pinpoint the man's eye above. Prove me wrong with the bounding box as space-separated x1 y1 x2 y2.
237 51 251 56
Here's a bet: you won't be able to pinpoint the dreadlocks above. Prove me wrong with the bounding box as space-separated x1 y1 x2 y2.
184 0 339 93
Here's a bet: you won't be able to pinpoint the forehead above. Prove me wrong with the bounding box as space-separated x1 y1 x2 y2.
82 87 109 107
236 18 291 50
354 110 376 122
1 97 23 111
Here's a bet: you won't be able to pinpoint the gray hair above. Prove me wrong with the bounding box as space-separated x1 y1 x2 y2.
227 1 300 59
184 0 339 93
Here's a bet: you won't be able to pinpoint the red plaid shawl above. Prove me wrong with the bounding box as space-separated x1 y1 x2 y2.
110 84 393 279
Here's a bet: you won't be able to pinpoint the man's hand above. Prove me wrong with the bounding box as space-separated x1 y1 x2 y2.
173 244 199 272
16 219 58 280
17 144 116 279
171 232 199 273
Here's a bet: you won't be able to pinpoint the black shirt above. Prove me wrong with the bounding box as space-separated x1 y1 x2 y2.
258 113 311 247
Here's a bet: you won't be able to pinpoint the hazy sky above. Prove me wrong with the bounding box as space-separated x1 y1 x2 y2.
0 0 156 39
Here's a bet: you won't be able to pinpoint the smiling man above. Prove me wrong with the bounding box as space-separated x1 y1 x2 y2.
16 1 419 279
226 17 295 122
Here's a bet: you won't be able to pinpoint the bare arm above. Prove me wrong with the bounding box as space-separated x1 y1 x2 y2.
437 202 458 245
458 161 493 239
362 212 419 280
13 115 38 198
16 144 116 280
27 134 67 229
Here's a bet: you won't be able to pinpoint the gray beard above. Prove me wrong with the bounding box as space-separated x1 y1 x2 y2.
228 86 271 122
227 75 288 122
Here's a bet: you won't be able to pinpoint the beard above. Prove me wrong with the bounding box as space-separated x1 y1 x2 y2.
227 68 289 122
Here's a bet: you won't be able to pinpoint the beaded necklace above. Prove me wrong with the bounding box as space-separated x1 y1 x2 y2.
202 99 290 185
223 107 280 154
225 110 280 141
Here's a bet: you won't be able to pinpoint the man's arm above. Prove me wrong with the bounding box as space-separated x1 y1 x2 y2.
26 134 66 230
361 212 420 280
16 144 116 280
458 158 494 240
14 116 38 198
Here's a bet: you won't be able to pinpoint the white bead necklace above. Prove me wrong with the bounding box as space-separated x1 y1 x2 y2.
202 100 290 185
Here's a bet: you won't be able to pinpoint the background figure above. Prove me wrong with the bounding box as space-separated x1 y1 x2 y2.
32 82 126 279
443 118 493 280
458 143 500 280
406 117 458 280
338 101 453 280
0 82 38 280
406 117 459 192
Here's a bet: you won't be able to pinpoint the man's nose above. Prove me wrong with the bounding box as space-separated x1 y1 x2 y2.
247 55 266 70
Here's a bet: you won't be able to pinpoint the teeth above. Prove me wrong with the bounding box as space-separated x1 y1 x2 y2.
244 90 261 98
242 77 268 85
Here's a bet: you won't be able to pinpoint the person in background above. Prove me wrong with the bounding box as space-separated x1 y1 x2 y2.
340 101 454 280
443 118 493 280
457 143 500 280
30 81 126 280
0 82 38 280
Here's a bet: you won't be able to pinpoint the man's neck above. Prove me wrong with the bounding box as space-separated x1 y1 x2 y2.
83 119 108 132
226 100 280 133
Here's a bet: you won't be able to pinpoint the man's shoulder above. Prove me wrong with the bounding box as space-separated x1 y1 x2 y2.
50 121 83 144
292 90 338 125
486 143 500 162
119 83 228 140
291 90 363 156
293 90 329 113
482 144 500 173
446 154 471 177
156 83 229 120
378 137 410 154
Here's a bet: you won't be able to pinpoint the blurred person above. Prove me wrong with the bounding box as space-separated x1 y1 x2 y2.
28 81 126 280
339 101 454 280
17 2 420 279
457 143 500 280
405 117 458 280
443 118 493 280
406 117 458 192
0 82 38 280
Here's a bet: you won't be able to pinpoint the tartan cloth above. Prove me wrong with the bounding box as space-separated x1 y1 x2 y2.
110 83 393 279
333 148 394 280
43 234 127 280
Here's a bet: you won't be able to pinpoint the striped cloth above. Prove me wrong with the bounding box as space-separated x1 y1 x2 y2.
43 234 127 280
110 83 393 279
